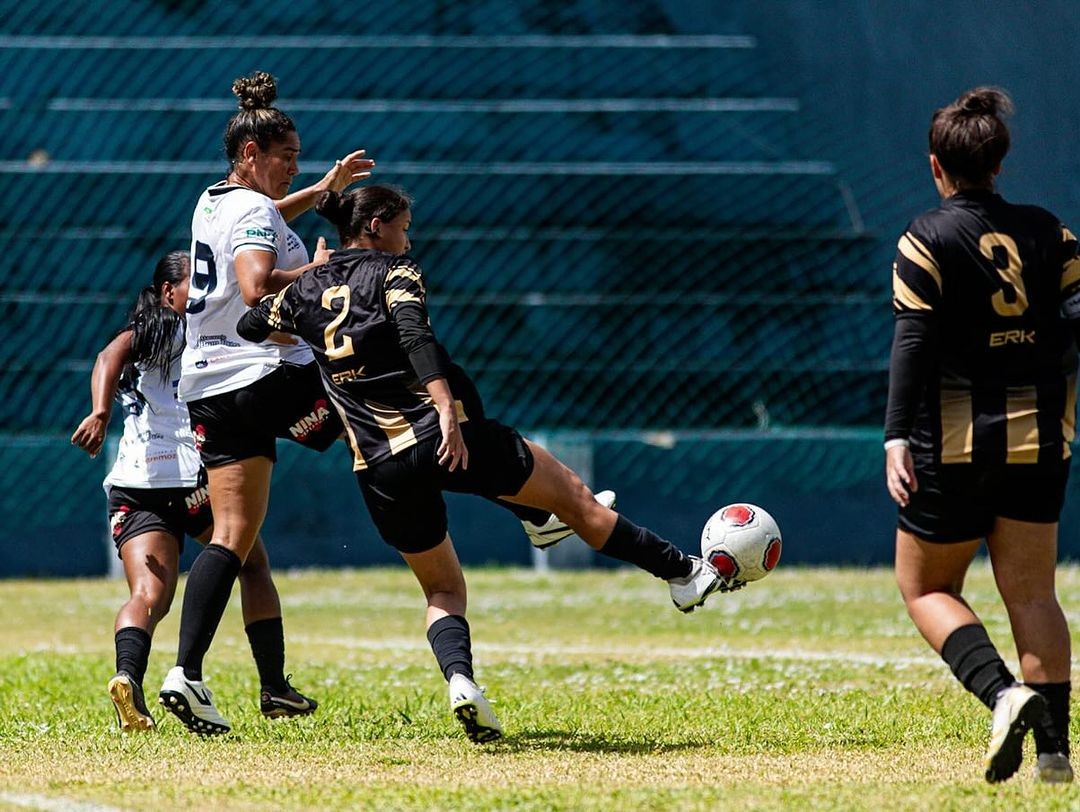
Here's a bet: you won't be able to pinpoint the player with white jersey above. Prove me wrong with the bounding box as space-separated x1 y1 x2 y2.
158 70 375 736
71 251 317 735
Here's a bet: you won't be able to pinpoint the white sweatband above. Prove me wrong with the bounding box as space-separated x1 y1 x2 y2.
883 438 910 451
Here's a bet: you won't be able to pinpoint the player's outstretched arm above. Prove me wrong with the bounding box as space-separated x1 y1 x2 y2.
276 149 375 223
71 330 133 458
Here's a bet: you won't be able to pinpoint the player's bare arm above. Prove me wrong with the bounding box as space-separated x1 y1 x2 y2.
71 330 133 458
275 149 375 222
234 236 333 306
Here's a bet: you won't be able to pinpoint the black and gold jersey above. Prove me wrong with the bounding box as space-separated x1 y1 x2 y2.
888 189 1080 465
237 248 472 471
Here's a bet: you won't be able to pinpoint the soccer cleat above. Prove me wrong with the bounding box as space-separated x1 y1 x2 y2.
524 489 617 550
1035 752 1074 783
448 673 503 743
158 665 231 736
984 684 1047 783
108 671 156 733
261 675 318 719
669 556 724 613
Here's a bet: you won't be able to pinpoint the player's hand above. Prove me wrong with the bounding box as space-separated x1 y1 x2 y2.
313 235 334 265
885 444 918 507
436 404 468 472
71 413 108 458
320 149 375 194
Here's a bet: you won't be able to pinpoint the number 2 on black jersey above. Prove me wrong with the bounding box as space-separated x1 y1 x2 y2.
322 285 355 360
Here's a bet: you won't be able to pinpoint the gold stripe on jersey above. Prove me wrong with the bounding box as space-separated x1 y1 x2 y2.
267 285 292 330
893 263 934 311
386 265 424 287
328 391 370 472
898 232 943 293
1004 386 1040 463
367 400 418 454
385 288 423 310
939 389 974 463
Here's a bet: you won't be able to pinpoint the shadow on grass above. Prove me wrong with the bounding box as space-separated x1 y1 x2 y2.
493 729 705 754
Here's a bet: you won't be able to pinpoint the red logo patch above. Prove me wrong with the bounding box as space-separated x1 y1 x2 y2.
720 504 755 527
763 537 782 571
708 550 740 581
110 505 131 538
193 424 207 452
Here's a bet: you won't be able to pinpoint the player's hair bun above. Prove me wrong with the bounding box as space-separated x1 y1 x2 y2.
958 87 1013 119
232 71 278 111
315 190 354 227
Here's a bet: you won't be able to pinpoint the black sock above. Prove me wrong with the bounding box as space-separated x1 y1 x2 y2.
246 617 286 692
1028 682 1071 756
426 615 473 682
940 624 1015 709
598 515 692 580
115 626 152 686
492 497 550 527
176 544 241 681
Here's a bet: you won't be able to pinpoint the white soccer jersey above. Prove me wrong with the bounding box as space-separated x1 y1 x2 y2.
105 350 203 489
179 182 314 401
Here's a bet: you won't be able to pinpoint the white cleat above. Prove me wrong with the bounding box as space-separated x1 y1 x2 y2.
448 673 503 743
1035 752 1074 784
524 489 617 549
158 666 231 736
669 556 725 613
984 684 1046 783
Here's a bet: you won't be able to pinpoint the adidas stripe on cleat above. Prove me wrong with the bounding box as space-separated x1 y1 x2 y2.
158 665 231 736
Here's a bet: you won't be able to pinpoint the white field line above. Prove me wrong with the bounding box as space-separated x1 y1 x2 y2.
290 635 944 668
0 793 124 812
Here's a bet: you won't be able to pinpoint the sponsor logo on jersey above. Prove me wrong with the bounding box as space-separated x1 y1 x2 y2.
196 334 241 348
289 399 332 442
185 484 210 515
110 505 132 539
331 365 366 385
989 329 1035 347
193 424 207 452
195 360 209 369
245 227 277 240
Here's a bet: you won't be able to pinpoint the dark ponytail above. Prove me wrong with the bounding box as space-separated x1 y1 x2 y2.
124 250 189 388
929 86 1013 187
315 185 413 247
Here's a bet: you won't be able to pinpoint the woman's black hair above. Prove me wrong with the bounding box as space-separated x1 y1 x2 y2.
223 71 297 170
315 185 413 247
122 250 189 390
929 87 1013 188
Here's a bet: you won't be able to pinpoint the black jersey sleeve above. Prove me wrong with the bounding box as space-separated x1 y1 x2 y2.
236 283 299 343
892 226 944 314
884 312 938 442
383 258 450 383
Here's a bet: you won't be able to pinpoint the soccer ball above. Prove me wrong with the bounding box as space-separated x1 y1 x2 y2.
700 503 782 588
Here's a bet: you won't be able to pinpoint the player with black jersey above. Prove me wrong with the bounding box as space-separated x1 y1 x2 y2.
885 87 1077 784
236 185 728 743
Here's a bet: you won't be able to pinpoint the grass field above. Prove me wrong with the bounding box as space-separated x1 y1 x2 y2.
1 564 1078 810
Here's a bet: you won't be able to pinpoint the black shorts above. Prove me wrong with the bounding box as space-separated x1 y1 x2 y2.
187 362 343 468
356 418 535 554
106 471 213 556
898 458 1071 543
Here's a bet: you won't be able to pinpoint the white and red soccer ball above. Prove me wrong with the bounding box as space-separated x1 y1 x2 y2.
700 503 782 587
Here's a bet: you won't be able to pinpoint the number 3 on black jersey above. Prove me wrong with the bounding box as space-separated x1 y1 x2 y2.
980 232 1028 316
187 241 218 314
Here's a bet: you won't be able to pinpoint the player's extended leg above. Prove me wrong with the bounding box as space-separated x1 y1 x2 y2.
501 440 722 611
160 457 272 735
401 535 501 743
110 530 180 732
987 518 1073 782
895 528 1043 783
